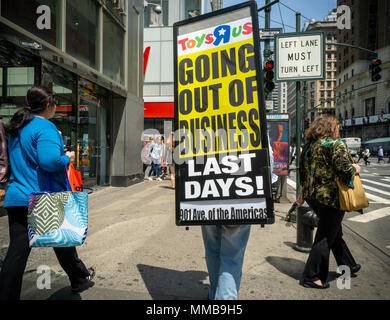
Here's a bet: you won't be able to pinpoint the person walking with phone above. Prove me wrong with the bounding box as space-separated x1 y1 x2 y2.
0 87 95 300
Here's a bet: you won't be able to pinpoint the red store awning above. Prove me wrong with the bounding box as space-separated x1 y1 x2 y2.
144 102 174 118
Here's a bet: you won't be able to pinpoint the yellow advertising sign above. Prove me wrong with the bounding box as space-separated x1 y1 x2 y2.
177 18 263 158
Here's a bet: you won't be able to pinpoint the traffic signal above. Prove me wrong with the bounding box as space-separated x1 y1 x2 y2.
370 59 382 82
264 60 275 94
304 118 310 130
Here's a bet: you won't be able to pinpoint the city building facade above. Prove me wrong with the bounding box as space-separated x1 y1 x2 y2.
304 16 337 119
143 0 222 136
288 10 338 144
335 0 390 141
0 0 145 187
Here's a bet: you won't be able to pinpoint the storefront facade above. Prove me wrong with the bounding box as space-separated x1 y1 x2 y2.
0 0 145 187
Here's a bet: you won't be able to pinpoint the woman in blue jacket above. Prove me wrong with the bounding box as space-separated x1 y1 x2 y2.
0 86 95 300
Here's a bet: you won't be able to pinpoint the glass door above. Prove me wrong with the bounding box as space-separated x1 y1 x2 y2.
78 78 110 187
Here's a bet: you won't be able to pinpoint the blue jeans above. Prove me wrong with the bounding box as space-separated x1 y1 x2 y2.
148 161 161 177
201 225 251 300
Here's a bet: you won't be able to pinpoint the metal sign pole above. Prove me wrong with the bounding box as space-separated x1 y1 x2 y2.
293 12 313 253
295 12 301 199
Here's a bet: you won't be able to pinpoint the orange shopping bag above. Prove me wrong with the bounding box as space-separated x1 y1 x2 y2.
67 162 83 192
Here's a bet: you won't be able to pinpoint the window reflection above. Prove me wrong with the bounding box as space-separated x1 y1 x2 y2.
1 0 60 47
103 13 124 84
66 0 99 69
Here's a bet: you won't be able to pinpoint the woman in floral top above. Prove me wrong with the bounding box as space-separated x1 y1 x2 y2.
297 114 361 289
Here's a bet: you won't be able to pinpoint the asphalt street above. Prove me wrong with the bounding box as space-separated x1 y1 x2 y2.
288 157 390 264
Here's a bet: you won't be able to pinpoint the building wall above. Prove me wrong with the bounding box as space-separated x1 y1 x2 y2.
0 0 145 187
335 0 390 141
305 21 337 118
143 0 223 134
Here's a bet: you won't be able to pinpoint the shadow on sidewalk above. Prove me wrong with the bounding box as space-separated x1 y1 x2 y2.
265 256 305 281
137 264 209 300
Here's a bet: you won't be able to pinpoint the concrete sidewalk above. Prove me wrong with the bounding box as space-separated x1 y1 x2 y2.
0 179 389 300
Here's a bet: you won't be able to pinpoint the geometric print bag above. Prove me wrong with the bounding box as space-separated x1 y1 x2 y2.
27 164 92 248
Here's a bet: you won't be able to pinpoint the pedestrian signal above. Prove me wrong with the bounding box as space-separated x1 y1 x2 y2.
370 59 382 82
264 60 275 94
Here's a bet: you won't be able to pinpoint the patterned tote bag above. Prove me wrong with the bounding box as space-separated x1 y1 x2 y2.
27 163 92 248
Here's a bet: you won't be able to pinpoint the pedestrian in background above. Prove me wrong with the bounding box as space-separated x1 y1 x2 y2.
297 114 361 289
0 87 95 300
356 147 364 163
0 116 9 202
165 132 175 189
159 136 167 178
142 137 153 177
290 144 296 165
148 136 163 181
377 146 384 163
363 146 371 166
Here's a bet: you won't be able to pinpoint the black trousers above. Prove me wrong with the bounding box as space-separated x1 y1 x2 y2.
0 207 90 300
302 202 357 284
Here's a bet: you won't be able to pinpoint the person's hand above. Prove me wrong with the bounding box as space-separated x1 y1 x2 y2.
0 189 5 202
65 151 75 163
352 163 361 174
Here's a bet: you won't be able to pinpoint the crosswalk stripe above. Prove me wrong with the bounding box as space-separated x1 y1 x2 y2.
364 192 390 204
287 178 390 204
381 178 390 183
362 184 390 197
348 207 390 223
287 179 296 189
361 178 390 189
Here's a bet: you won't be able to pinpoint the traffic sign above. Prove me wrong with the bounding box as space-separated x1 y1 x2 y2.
274 31 325 82
259 28 282 41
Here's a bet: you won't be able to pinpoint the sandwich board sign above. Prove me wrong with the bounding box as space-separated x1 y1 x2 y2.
274 31 325 82
173 1 274 226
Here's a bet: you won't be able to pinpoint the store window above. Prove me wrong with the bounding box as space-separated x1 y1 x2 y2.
144 0 169 27
103 13 124 84
42 62 77 152
1 0 60 47
184 0 201 19
0 67 36 125
66 0 99 69
0 41 40 123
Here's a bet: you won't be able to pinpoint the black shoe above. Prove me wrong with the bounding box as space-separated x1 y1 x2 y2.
71 266 96 293
303 280 330 289
351 264 361 274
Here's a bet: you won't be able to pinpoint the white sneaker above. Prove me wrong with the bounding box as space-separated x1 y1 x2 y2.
148 177 153 181
157 177 162 182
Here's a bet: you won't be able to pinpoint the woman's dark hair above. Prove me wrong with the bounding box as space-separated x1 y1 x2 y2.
305 114 340 142
7 86 57 136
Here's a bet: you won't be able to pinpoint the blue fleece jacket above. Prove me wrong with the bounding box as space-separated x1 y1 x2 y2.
4 116 70 208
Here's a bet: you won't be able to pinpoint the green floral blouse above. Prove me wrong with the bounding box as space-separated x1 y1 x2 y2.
299 137 356 209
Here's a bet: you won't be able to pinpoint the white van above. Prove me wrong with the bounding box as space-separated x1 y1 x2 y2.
341 137 361 156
